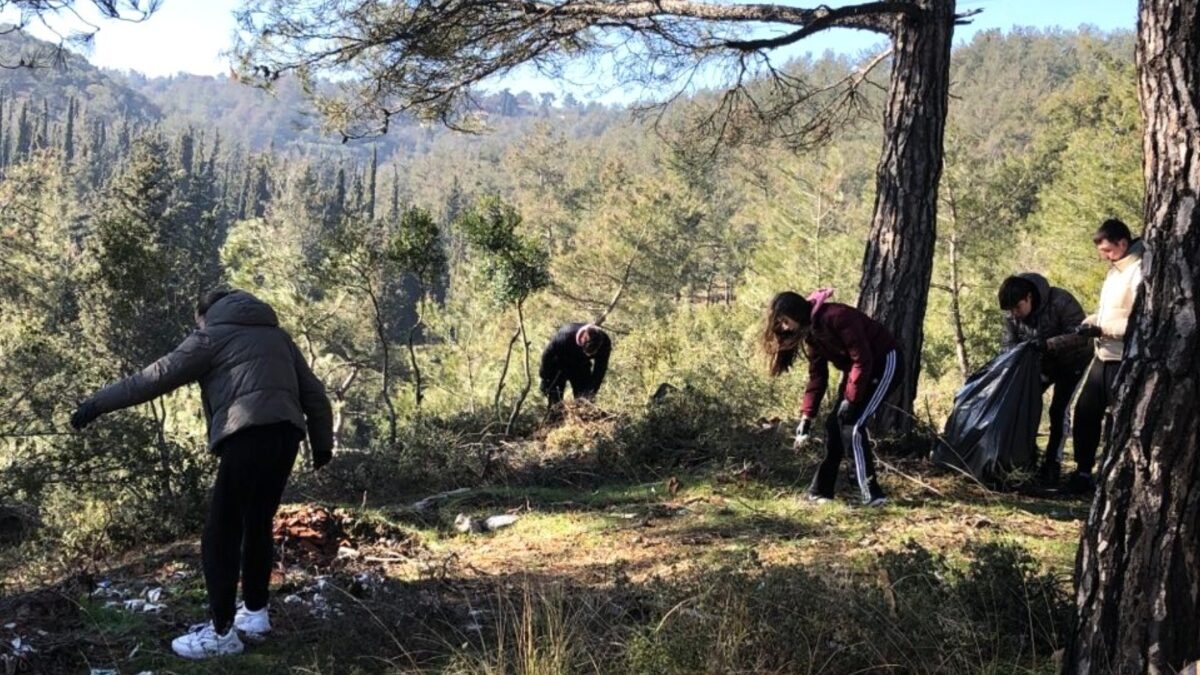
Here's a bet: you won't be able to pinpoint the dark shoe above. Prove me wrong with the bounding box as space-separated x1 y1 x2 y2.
1036 461 1062 487
1061 472 1094 495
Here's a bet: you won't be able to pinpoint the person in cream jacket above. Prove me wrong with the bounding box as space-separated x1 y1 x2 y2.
1067 219 1144 494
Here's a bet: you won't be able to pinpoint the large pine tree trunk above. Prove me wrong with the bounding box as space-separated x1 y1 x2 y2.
1065 1 1200 672
856 0 954 432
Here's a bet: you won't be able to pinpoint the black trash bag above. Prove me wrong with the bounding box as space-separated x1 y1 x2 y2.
933 342 1043 481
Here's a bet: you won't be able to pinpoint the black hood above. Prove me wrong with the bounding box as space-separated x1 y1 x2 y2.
204 291 279 327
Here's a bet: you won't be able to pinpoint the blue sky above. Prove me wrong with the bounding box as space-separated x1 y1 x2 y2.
7 0 1137 91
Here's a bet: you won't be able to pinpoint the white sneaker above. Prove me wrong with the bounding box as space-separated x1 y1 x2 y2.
171 622 244 659
234 603 271 636
864 496 888 508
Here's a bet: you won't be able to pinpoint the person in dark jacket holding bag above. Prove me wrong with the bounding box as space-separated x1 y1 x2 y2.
997 273 1091 485
70 290 334 660
539 323 611 408
762 289 901 507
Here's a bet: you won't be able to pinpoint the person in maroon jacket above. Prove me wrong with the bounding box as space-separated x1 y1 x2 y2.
762 289 902 506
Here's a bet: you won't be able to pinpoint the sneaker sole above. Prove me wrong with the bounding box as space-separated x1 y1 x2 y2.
238 629 270 643
172 644 244 659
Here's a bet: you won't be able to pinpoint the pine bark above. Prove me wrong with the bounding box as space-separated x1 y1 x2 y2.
856 0 955 431
1065 1 1200 672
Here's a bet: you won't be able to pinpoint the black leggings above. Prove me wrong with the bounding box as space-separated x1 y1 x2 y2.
1072 358 1120 475
203 422 300 633
810 349 903 502
541 366 594 405
1041 364 1087 465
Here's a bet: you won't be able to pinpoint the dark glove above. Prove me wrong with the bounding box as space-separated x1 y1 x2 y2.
837 400 859 426
313 450 332 470
1075 324 1102 339
1044 335 1071 353
1025 337 1047 352
70 400 100 430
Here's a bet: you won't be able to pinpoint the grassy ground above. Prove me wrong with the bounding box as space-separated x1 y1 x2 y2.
0 412 1089 674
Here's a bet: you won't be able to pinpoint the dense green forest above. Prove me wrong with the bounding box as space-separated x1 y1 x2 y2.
0 24 1146 673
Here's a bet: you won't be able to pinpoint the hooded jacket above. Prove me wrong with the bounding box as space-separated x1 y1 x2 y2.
89 291 334 457
539 323 611 395
800 289 899 419
1085 239 1145 361
1000 272 1091 374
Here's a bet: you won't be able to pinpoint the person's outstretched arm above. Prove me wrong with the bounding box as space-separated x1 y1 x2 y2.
800 344 829 421
585 334 611 395
539 335 559 394
76 331 214 428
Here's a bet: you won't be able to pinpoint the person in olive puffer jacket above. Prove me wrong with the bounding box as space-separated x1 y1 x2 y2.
70 290 334 660
997 273 1091 485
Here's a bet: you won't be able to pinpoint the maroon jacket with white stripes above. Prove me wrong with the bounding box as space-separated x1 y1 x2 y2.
800 301 899 419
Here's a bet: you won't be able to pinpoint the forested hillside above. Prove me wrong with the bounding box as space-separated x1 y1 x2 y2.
0 24 1145 673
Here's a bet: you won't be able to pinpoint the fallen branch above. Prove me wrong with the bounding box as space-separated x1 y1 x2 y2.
877 459 945 497
411 487 471 511
363 555 410 563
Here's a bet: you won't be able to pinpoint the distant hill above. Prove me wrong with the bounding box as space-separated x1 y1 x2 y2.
0 28 625 162
117 70 625 160
0 27 160 125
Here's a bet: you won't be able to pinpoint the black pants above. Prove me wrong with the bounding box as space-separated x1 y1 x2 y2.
1072 358 1120 475
1040 363 1088 466
542 366 593 406
810 349 903 503
203 422 301 633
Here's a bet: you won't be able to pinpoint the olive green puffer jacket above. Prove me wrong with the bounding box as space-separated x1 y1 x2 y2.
89 291 334 458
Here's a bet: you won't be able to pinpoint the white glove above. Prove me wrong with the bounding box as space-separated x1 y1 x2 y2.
793 418 813 449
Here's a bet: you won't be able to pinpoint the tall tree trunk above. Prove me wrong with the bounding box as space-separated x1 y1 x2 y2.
493 324 521 419
506 301 532 435
366 284 397 446
407 315 424 411
856 0 954 432
1066 1 1200 672
944 183 970 378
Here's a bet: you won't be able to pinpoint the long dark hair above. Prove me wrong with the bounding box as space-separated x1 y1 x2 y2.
761 291 812 376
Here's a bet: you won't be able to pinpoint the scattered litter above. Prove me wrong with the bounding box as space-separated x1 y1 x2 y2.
454 513 520 534
1 623 11 629
90 669 117 675
10 637 34 656
337 546 360 560
283 594 302 605
351 571 383 597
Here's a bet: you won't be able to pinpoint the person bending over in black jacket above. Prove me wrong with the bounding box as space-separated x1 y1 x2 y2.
539 323 611 408
997 273 1091 486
